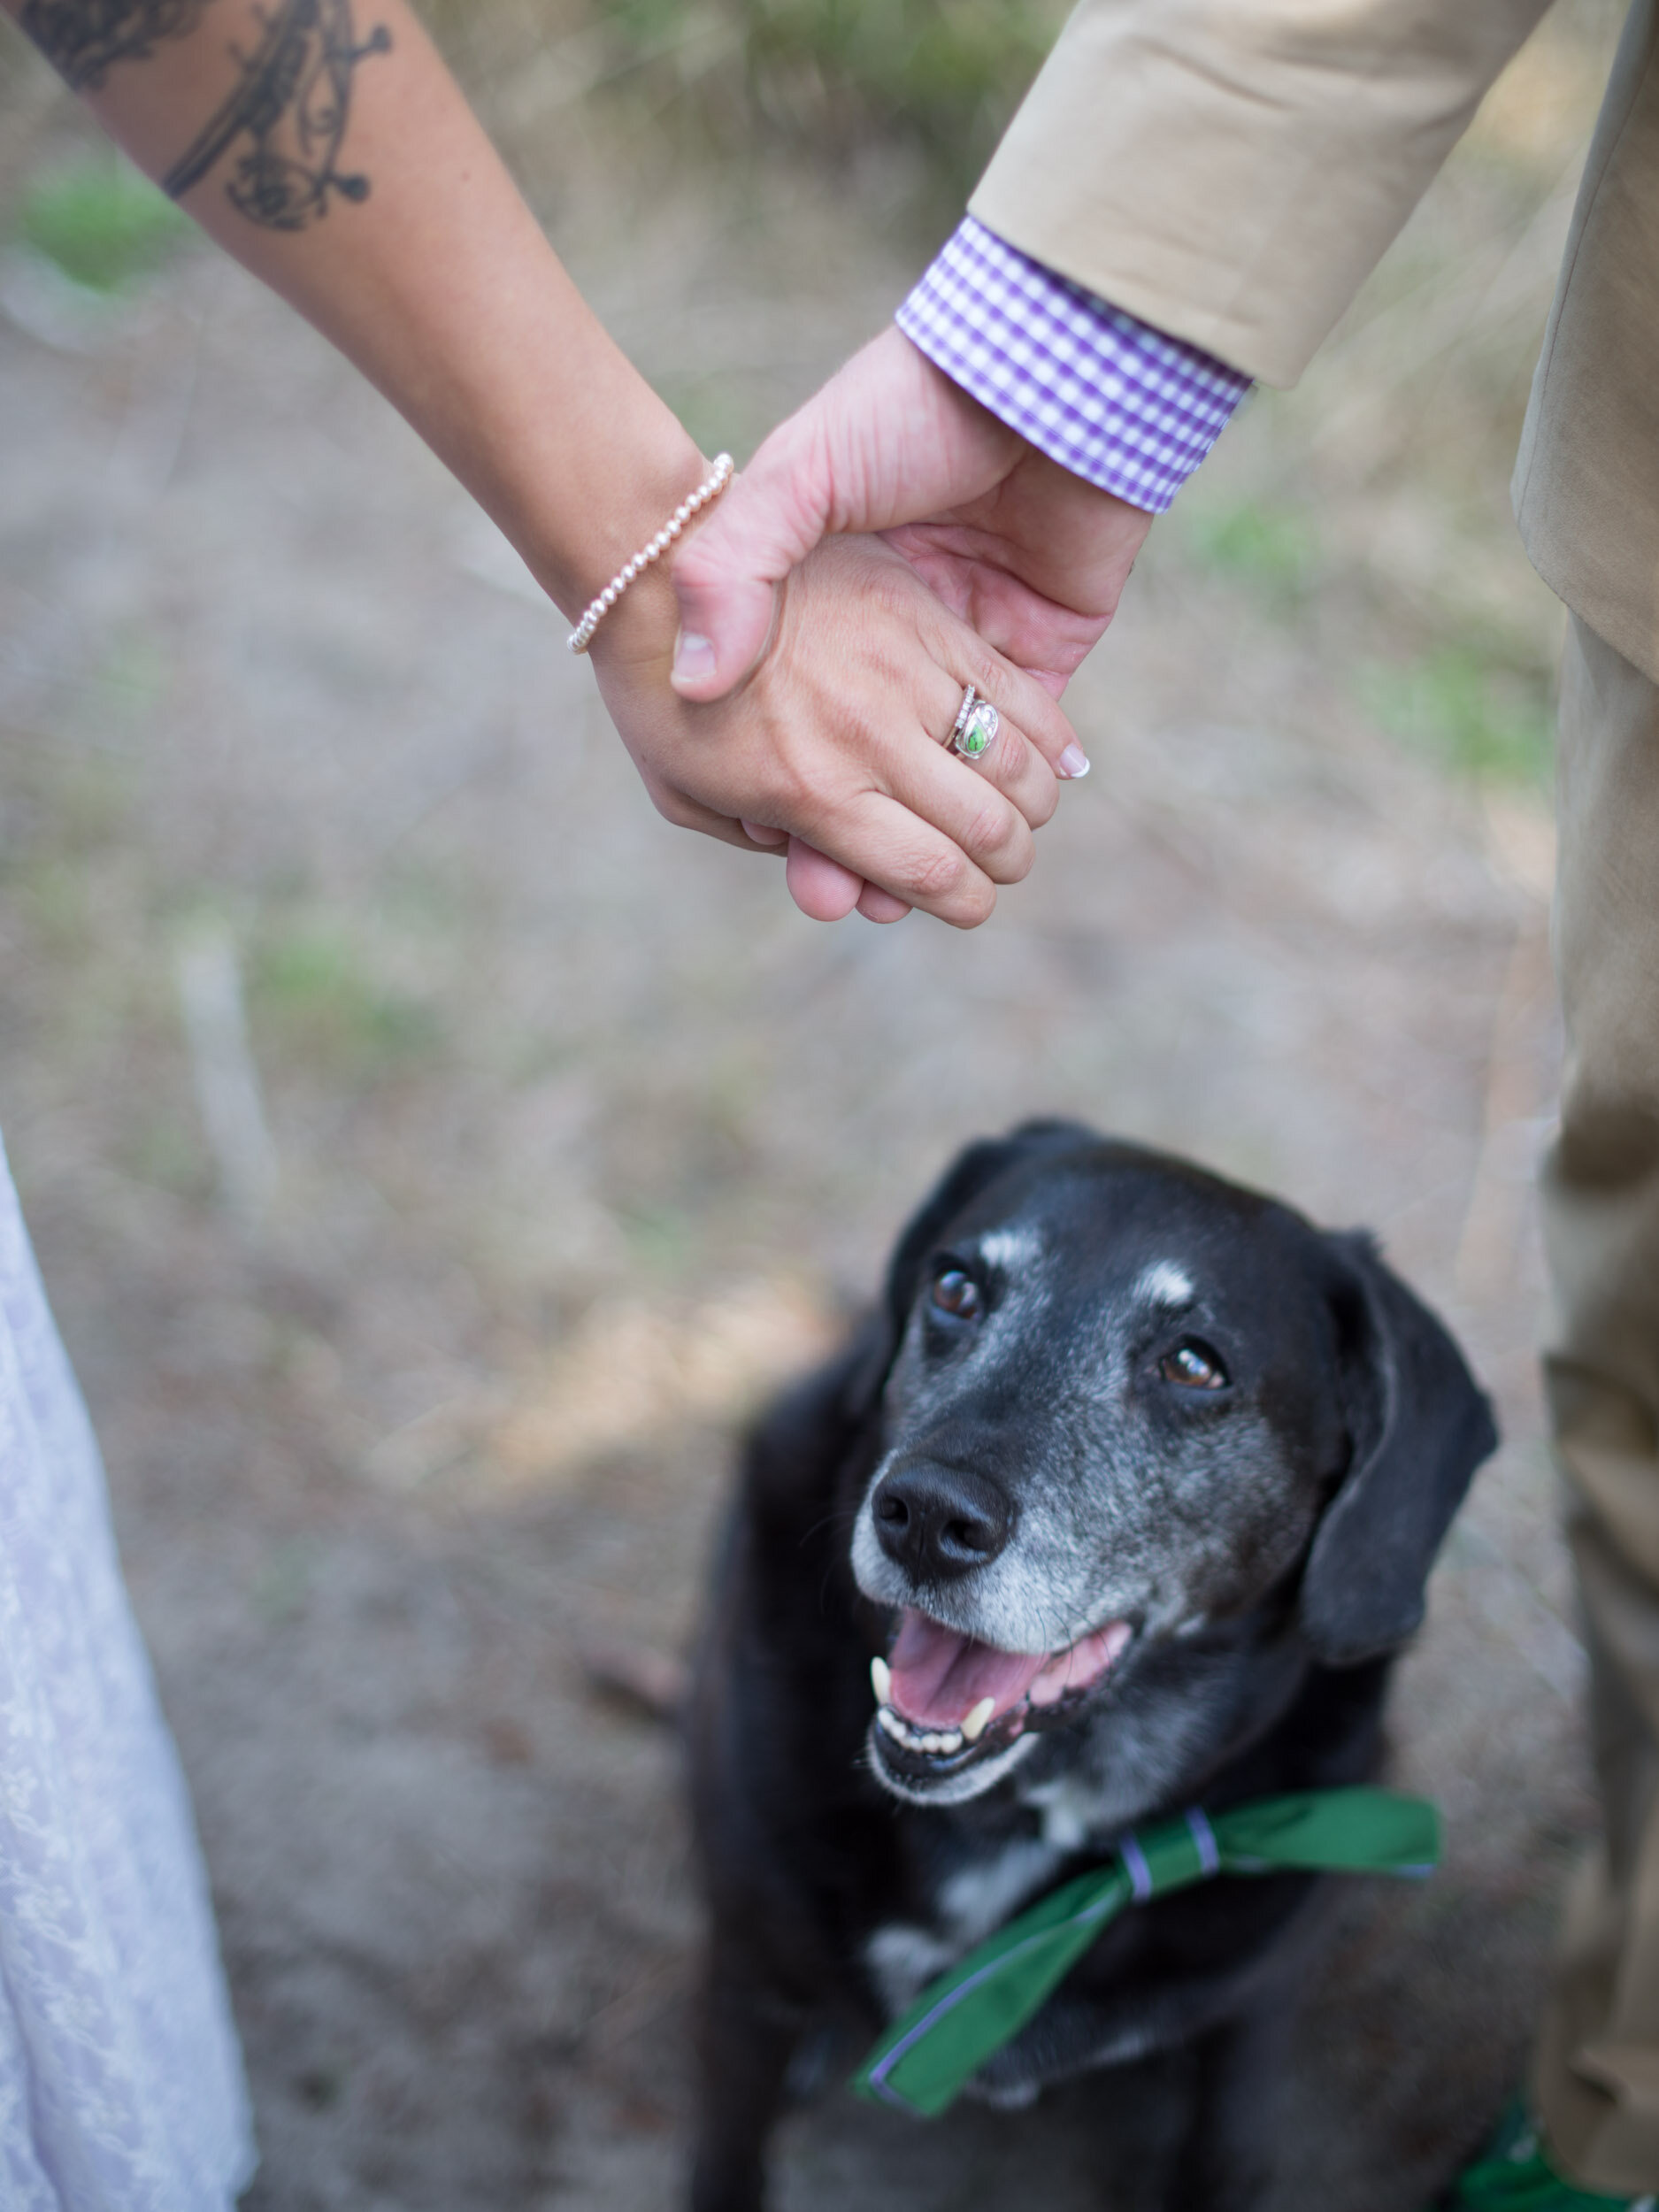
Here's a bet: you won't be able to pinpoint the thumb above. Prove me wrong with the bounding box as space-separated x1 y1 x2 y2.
670 417 834 702
783 836 864 923
670 325 1012 699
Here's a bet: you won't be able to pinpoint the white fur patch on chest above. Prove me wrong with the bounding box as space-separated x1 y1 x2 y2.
939 1837 1063 1940
863 1924 958 2017
1023 1773 1119 1851
864 1835 1063 2016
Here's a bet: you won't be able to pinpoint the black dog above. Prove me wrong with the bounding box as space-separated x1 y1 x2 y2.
687 1122 1496 2212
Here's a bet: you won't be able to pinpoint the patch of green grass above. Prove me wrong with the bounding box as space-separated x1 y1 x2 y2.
93 631 170 712
1358 646 1554 787
121 1112 211 1200
618 1199 695 1277
250 1539 313 1626
19 149 189 294
15 853 95 954
1182 498 1321 606
250 925 441 1083
66 630 172 746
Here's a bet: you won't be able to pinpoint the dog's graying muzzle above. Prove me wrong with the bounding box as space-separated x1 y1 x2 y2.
871 1460 1013 1583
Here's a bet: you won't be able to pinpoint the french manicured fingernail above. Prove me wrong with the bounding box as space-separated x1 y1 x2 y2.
1059 744 1091 780
672 630 715 683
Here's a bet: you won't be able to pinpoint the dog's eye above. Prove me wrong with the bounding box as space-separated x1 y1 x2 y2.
930 1268 984 1322
1160 1339 1228 1389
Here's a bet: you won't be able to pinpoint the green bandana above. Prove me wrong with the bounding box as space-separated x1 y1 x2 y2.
1445 2104 1643 2210
850 1786 1440 2116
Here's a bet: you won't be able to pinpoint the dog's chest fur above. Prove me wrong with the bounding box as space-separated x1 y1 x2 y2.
864 1832 1064 2020
860 1658 1249 2011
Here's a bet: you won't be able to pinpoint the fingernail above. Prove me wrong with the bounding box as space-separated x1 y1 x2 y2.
672 630 715 683
1059 743 1091 780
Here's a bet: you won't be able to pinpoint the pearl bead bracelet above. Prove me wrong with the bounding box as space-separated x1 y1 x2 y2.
566 452 735 655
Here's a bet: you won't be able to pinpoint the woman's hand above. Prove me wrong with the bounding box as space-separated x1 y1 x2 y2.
589 532 1082 928
667 326 1153 918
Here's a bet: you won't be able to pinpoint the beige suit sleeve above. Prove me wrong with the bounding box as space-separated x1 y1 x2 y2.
969 0 1551 386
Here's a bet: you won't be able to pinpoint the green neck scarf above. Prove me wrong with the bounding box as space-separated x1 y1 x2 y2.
850 1786 1440 2117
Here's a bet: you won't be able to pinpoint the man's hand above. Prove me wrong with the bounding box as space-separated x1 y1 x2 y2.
590 533 1083 930
668 326 1154 918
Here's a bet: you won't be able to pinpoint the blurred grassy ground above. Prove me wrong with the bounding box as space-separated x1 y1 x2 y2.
0 2 1628 2205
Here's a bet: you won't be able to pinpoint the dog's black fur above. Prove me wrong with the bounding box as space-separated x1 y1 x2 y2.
687 1124 1496 2211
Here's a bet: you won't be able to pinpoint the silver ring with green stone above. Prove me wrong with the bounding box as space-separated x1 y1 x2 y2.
949 685 1000 763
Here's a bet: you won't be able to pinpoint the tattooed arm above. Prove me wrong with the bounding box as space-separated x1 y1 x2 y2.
3 0 1080 926
11 0 703 648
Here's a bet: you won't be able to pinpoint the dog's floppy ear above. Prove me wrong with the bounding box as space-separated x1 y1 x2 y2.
839 1120 1096 1419
1299 1233 1498 1667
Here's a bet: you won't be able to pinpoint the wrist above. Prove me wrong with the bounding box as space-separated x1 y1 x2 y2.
563 450 732 664
509 410 710 628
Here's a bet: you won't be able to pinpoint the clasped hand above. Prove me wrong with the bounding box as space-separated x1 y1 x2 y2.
47 0 1147 936
595 326 1154 928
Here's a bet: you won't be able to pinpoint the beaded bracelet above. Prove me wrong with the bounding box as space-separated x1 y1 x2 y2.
566 453 735 654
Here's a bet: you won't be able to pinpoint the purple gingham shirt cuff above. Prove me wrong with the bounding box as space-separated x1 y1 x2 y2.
895 216 1251 513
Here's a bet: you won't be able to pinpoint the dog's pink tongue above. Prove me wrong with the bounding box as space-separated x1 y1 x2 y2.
887 1610 1048 1728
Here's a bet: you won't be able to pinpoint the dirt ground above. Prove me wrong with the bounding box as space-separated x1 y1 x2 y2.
0 6 1625 2205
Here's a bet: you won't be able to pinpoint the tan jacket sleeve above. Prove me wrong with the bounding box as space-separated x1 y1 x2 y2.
969 0 1551 386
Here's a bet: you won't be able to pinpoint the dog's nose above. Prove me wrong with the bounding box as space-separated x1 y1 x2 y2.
871 1463 1011 1582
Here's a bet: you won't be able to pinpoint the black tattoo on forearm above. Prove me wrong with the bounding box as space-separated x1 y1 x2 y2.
161 0 390 231
19 0 214 91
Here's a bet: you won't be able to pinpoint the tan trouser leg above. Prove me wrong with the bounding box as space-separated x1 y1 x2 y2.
1533 612 1659 2194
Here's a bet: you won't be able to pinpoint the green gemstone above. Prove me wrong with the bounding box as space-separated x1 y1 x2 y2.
958 701 998 757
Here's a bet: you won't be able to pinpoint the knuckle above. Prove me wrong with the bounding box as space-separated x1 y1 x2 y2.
970 648 1008 701
755 757 816 830
864 563 919 629
948 876 998 929
992 831 1033 886
965 795 1021 864
670 534 705 582
670 529 724 594
905 843 970 905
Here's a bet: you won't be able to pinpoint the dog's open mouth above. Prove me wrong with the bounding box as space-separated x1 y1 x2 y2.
869 1609 1133 1774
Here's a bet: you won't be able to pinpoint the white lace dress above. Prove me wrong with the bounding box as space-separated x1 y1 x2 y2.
0 1141 256 2208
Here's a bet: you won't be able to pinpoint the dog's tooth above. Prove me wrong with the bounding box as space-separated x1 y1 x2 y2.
877 1707 905 1742
938 1730 964 1754
871 1656 892 1707
961 1697 996 1744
